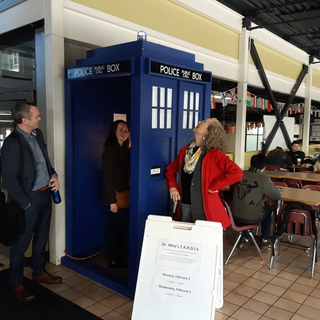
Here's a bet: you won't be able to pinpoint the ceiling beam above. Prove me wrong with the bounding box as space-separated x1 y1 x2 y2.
248 15 319 30
248 0 315 17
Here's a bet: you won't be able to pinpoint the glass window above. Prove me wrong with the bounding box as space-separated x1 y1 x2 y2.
245 124 264 151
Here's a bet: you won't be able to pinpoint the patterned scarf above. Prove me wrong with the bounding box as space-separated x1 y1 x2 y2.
183 141 202 174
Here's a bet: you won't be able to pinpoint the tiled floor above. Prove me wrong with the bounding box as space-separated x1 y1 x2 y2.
1 227 320 319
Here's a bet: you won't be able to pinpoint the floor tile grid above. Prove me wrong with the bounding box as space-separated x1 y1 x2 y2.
0 223 319 319
219 228 320 320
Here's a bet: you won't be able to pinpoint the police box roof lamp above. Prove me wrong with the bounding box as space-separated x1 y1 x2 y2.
137 30 147 41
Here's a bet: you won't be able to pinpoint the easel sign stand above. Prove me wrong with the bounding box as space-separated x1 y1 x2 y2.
132 215 223 320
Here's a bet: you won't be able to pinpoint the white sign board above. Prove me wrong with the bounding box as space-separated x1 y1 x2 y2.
132 215 223 320
263 115 294 150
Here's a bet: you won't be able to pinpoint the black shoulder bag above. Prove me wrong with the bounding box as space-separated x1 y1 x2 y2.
0 132 25 246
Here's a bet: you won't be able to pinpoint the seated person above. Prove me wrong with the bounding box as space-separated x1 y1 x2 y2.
314 155 320 172
286 140 305 165
267 146 293 169
231 154 281 251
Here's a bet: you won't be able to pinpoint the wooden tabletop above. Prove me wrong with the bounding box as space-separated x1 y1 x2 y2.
277 187 320 206
264 170 320 182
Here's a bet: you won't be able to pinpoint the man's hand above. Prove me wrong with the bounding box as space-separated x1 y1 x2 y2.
110 203 118 213
49 175 60 192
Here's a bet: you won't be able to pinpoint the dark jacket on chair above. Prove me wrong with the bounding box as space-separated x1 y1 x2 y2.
231 168 281 224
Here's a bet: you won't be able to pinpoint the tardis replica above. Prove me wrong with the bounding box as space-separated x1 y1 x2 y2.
62 39 212 298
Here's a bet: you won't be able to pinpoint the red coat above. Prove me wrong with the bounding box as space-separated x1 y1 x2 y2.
165 146 243 229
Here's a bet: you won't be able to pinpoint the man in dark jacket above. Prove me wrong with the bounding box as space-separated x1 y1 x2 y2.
231 154 281 251
1 102 62 302
286 140 305 165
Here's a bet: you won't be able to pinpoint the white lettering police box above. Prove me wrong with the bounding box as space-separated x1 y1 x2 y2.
132 215 223 320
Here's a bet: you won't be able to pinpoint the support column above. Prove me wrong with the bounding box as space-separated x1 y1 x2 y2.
302 64 312 155
235 28 249 169
44 0 65 265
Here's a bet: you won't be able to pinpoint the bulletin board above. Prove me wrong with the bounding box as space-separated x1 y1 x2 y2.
131 215 223 320
310 123 320 142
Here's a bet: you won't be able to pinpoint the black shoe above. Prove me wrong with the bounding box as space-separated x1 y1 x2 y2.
109 260 128 269
260 238 272 251
238 238 249 251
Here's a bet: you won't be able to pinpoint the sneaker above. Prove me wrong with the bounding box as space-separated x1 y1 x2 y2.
261 238 272 251
238 238 249 251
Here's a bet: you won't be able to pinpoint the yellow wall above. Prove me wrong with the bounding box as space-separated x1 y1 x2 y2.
226 153 234 162
250 42 305 82
71 0 239 59
313 70 320 89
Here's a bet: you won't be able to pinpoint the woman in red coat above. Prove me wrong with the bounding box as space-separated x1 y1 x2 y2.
165 118 242 229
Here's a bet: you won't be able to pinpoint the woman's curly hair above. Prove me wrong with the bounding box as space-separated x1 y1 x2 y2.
192 118 227 154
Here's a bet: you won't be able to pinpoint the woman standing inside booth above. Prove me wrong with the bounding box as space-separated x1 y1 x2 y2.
165 118 242 229
102 120 130 269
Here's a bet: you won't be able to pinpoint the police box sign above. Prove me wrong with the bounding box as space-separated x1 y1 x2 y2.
67 60 131 79
150 61 211 83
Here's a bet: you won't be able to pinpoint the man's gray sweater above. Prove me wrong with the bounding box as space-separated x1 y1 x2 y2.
231 167 281 224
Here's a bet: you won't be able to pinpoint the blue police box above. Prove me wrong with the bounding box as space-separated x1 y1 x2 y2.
62 40 212 298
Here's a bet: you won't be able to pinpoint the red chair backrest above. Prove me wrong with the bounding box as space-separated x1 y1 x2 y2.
220 198 260 232
273 182 288 187
266 165 281 171
220 198 236 227
283 178 302 189
277 204 313 236
298 168 312 172
302 185 320 191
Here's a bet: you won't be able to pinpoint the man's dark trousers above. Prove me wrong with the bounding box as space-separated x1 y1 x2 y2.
10 188 52 286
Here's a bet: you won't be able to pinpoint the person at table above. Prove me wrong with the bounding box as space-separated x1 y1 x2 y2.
286 140 305 165
231 154 281 251
102 120 130 269
165 118 242 229
267 146 293 169
314 155 320 172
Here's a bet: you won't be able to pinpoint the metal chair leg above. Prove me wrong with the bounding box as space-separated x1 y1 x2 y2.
311 239 317 278
248 231 264 261
269 238 277 270
225 232 242 265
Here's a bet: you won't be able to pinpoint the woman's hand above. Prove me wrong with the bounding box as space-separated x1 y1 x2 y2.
169 187 180 202
110 203 118 213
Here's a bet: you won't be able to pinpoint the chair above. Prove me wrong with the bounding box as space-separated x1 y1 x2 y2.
283 178 302 189
273 182 288 187
220 198 264 265
303 185 320 191
266 165 281 171
298 167 312 172
270 204 317 278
